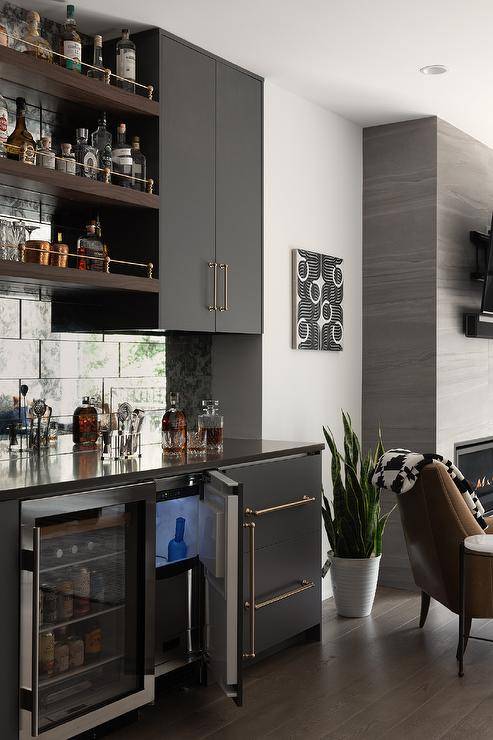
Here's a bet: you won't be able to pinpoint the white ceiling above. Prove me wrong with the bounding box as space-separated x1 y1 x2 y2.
17 0 493 146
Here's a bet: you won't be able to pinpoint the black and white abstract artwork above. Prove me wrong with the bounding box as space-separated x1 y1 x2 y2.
292 249 343 351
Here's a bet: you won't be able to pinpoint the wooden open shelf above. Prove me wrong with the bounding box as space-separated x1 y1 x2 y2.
0 157 159 210
0 44 159 118
0 260 159 295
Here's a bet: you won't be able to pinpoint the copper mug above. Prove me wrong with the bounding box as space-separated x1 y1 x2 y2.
24 239 50 265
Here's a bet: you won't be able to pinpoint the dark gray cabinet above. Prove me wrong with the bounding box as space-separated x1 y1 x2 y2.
0 500 20 740
159 35 263 334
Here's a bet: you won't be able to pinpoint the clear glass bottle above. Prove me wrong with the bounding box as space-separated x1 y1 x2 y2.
6 97 35 164
72 396 98 446
0 92 8 157
116 29 136 92
21 10 53 62
111 123 132 187
162 392 187 455
77 222 105 271
131 136 146 190
60 4 81 73
100 143 112 182
36 136 55 169
91 113 112 180
56 142 76 175
74 128 98 179
198 400 224 452
87 34 105 81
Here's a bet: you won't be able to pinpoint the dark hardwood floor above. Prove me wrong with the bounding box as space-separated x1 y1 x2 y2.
112 587 493 739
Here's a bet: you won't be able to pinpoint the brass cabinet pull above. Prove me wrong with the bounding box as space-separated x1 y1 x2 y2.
219 263 229 311
254 579 314 610
243 522 256 659
208 261 218 311
245 495 316 517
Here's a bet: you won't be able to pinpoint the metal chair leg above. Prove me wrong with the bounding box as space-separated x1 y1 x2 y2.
419 591 431 628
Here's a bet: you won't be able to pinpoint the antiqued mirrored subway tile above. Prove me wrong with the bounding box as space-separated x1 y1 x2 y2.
103 378 167 412
21 299 51 339
0 339 39 379
120 341 166 378
49 331 104 343
23 378 103 416
0 379 20 423
0 297 20 338
41 339 119 379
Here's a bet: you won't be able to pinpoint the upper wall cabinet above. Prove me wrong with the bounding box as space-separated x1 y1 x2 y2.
160 35 263 334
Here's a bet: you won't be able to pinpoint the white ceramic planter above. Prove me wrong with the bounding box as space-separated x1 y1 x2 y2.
329 553 381 618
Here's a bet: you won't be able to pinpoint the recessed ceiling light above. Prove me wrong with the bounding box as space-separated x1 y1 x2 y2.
419 65 448 75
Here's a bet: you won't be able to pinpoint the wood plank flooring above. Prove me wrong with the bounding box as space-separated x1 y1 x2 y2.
110 588 493 739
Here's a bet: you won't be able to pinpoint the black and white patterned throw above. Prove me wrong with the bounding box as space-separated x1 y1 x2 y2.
372 449 487 530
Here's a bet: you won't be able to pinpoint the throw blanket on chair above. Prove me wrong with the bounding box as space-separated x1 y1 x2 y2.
372 449 488 531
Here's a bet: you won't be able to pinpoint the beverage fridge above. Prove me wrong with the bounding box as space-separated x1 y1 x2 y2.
19 482 155 740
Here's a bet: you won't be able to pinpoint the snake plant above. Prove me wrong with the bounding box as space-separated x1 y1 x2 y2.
322 411 393 565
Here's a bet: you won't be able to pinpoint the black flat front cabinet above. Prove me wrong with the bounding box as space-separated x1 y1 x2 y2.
160 35 262 334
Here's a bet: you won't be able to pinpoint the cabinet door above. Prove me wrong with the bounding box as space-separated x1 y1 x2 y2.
160 36 216 331
215 63 263 334
199 471 243 705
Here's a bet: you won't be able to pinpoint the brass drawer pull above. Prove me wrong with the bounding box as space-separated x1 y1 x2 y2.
208 261 218 311
253 579 314 610
219 263 229 311
245 495 315 517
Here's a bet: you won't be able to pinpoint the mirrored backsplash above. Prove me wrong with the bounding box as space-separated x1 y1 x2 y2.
0 293 212 461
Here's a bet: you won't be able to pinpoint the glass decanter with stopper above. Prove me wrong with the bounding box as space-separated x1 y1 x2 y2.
162 392 187 455
21 10 53 62
198 400 224 452
6 97 35 164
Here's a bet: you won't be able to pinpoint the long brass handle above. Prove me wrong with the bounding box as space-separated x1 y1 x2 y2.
245 495 316 517
219 263 229 311
243 522 256 659
254 579 314 610
208 261 218 311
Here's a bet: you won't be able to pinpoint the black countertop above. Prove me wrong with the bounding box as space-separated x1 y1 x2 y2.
0 438 324 501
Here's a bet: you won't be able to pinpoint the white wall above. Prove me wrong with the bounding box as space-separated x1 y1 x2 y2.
262 81 363 600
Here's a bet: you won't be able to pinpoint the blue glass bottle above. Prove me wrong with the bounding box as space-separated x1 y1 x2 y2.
168 516 187 562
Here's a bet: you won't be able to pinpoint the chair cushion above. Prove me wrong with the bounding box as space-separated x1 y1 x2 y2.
464 534 493 554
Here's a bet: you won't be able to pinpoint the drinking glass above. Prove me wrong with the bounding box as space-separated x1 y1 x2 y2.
187 428 206 456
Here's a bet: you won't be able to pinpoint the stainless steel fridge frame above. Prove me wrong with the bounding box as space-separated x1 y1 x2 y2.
19 482 155 740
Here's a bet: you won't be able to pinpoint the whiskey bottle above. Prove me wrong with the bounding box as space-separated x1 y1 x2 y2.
56 143 76 175
0 92 8 157
74 128 98 179
6 97 35 164
36 136 55 169
73 397 98 446
77 222 105 271
21 10 53 62
60 4 81 72
131 136 146 190
162 392 187 455
87 35 105 81
91 113 112 180
111 123 132 187
116 29 136 92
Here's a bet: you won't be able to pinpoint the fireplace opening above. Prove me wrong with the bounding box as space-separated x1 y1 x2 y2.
455 438 493 515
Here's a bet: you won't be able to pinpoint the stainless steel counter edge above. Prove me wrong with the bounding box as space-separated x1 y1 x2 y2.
0 439 325 501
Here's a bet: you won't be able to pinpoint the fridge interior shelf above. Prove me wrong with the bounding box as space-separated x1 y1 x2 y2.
40 549 125 575
39 603 125 634
41 513 128 539
39 653 125 689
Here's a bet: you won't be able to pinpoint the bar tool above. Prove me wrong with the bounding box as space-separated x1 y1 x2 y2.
30 398 46 452
20 383 28 453
117 402 132 457
126 408 145 456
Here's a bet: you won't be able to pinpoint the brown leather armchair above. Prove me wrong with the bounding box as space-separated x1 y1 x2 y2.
396 462 493 651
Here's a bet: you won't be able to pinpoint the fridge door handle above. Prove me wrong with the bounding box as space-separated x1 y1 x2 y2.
31 526 41 737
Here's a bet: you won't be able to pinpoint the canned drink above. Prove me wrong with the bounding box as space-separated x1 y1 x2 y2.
42 585 58 624
91 570 105 605
56 578 74 620
54 640 69 674
39 632 55 675
84 623 102 662
67 636 84 669
73 567 91 616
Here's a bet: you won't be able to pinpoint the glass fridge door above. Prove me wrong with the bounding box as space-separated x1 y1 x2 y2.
20 483 155 740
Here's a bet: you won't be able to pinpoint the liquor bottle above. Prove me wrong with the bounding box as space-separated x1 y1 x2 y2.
21 10 53 62
111 123 132 187
198 400 224 451
116 29 136 92
87 35 105 81
36 136 55 169
60 4 81 72
6 97 35 164
72 397 98 445
131 136 146 190
0 92 8 157
167 517 188 562
162 392 187 455
56 143 76 175
100 143 112 182
74 128 98 179
77 222 105 271
91 113 112 180
50 232 69 268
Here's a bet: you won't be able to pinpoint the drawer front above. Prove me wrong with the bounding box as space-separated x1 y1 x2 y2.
223 454 321 551
242 535 321 656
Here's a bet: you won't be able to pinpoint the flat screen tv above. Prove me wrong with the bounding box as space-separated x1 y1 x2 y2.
481 212 493 314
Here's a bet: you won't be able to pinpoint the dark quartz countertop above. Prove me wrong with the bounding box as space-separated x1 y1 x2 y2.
0 438 324 501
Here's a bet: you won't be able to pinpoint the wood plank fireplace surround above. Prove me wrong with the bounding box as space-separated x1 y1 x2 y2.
363 116 493 588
